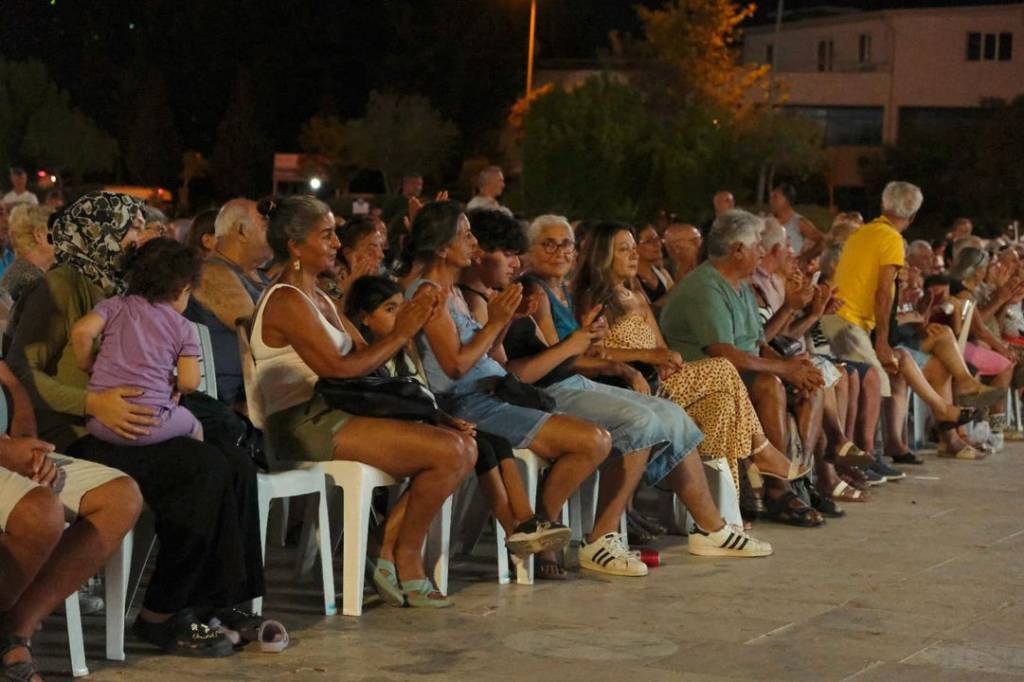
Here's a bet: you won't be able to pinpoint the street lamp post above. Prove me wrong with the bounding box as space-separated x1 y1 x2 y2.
525 0 537 99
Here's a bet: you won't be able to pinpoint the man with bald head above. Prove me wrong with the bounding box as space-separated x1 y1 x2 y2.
713 191 735 216
663 223 703 279
185 198 271 408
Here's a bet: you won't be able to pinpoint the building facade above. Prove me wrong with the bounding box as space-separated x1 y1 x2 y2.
742 3 1024 188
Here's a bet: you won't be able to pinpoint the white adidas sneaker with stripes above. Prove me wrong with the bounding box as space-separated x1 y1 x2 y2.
579 532 648 576
688 523 773 558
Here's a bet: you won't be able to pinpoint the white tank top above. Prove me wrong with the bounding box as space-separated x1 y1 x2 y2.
251 284 353 416
784 212 804 255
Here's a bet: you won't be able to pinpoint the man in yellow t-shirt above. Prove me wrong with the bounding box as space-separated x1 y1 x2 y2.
820 181 922 397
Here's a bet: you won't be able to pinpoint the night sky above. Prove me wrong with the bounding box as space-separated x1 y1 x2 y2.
1 0 1015 162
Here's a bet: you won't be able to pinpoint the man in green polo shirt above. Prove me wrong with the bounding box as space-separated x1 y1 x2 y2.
661 210 827 527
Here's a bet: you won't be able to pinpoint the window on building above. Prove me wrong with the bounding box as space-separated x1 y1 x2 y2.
984 33 997 60
858 33 872 64
765 43 774 65
967 32 982 60
786 106 884 146
999 33 1013 61
817 39 834 71
968 32 1014 62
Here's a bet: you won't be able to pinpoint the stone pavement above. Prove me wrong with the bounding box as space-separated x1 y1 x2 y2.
34 445 1024 681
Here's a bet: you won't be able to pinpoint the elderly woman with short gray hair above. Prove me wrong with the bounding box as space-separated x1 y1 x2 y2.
1 204 55 303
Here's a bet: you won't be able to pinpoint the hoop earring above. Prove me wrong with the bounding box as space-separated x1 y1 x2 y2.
293 259 301 272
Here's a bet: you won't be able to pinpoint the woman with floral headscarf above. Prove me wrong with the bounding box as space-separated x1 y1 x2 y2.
7 192 264 657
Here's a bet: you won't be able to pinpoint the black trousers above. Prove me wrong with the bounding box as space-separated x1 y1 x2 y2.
68 398 264 614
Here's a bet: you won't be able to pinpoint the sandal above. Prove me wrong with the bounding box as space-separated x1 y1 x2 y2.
764 491 826 528
829 480 869 503
808 488 846 518
890 451 925 465
1 635 41 682
371 558 406 608
400 579 451 608
834 463 869 491
828 442 876 469
937 444 988 460
938 407 982 432
954 385 1005 409
535 556 569 581
132 610 235 657
747 438 812 487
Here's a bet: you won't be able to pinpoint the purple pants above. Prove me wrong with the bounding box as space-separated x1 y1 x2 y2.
87 404 202 447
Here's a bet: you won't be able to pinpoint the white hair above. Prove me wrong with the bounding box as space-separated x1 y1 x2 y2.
214 199 255 238
761 216 788 252
707 210 763 259
527 214 573 246
881 181 923 219
477 165 503 188
908 239 933 257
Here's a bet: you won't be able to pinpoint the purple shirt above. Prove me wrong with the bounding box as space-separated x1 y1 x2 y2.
88 295 200 411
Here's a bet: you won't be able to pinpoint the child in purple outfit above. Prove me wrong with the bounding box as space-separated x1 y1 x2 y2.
72 238 205 446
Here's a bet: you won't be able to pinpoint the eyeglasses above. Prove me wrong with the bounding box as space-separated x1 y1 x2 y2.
539 239 575 254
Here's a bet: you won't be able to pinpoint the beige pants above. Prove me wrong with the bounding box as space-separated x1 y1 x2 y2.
820 314 892 397
0 454 126 531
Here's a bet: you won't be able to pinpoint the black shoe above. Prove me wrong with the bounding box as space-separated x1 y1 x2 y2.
626 509 666 536
506 515 571 556
870 458 906 481
208 607 262 647
133 610 235 658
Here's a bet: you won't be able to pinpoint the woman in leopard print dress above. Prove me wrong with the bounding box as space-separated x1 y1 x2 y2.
573 222 810 490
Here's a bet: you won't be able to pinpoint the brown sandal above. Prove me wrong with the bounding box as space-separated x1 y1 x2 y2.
830 480 869 503
829 442 876 469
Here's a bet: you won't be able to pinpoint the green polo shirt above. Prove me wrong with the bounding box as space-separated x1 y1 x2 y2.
660 261 764 361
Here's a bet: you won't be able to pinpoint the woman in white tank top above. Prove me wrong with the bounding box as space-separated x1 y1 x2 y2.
252 196 475 608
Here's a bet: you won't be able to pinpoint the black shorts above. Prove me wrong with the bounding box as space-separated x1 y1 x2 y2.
475 430 515 476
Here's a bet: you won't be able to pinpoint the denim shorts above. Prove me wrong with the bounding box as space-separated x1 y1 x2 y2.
439 392 553 450
544 374 702 487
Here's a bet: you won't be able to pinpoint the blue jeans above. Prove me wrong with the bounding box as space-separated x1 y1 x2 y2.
545 375 703 486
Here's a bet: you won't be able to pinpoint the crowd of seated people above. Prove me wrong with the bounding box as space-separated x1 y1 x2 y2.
1 174 1020 679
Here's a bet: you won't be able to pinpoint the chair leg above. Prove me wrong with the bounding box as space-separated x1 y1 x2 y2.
425 496 452 595
341 480 372 617
253 476 272 616
65 591 89 678
278 498 291 548
316 480 338 616
495 518 511 585
513 454 540 585
105 531 133 661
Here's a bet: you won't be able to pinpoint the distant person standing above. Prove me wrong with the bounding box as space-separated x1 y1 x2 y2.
700 190 735 237
382 173 424 229
770 182 823 262
467 166 512 216
2 167 38 209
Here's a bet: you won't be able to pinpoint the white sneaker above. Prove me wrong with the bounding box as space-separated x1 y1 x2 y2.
578 532 648 577
688 523 773 558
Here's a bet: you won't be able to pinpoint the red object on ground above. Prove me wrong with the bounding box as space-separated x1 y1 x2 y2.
639 549 661 567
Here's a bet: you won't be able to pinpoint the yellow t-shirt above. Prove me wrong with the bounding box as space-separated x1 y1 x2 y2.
832 216 905 331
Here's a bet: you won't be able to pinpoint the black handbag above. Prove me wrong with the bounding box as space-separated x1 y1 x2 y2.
768 335 803 358
313 376 441 424
494 373 556 412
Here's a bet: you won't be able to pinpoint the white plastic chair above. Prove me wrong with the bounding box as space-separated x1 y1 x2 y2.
237 328 338 616
63 527 133 677
239 326 452 617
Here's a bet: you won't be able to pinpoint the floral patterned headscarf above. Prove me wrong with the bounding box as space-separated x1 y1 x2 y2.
51 191 144 296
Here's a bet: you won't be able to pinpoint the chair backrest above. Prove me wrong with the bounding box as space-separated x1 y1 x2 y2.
957 299 974 352
235 326 266 431
194 322 218 400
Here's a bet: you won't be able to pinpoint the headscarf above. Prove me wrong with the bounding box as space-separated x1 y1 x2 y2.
51 191 144 295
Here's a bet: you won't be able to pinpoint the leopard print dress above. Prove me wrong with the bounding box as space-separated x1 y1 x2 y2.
606 313 765 488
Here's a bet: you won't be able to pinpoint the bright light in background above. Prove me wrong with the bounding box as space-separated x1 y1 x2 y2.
309 177 322 191
50 175 57 183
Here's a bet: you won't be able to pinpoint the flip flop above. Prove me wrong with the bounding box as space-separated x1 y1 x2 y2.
258 620 289 653
937 444 988 460
830 480 869 503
